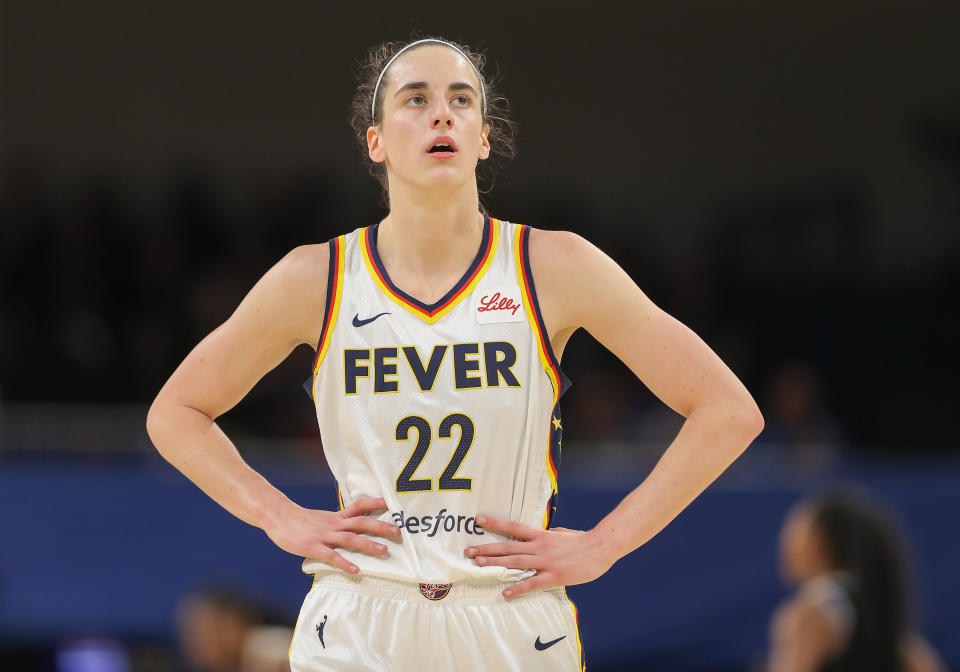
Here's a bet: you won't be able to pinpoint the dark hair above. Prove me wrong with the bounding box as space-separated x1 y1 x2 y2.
348 35 517 213
806 489 914 670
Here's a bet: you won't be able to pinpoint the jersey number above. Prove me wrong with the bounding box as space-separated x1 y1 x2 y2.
395 413 474 492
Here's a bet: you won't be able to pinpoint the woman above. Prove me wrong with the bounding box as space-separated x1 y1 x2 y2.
147 36 764 671
768 490 945 672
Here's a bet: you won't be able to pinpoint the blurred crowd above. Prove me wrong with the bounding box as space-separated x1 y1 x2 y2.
34 587 295 672
1 159 956 464
1 150 955 670
8 487 941 672
176 588 293 672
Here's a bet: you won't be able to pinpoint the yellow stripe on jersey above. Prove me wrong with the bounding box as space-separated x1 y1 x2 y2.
562 587 586 671
288 572 321 659
513 225 561 405
513 224 561 529
311 235 346 399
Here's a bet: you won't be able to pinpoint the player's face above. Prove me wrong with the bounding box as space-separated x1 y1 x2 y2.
778 506 830 584
367 45 490 193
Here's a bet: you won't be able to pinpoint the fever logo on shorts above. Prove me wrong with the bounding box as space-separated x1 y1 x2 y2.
419 582 452 601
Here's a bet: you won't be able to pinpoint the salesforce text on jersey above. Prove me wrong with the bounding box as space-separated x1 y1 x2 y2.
391 508 485 537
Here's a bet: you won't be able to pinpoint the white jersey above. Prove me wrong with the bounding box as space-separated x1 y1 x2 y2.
303 216 571 585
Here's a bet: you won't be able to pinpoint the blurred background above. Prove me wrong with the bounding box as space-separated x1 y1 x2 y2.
2 1 958 670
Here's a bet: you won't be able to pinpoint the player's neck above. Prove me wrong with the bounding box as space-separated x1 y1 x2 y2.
378 186 485 287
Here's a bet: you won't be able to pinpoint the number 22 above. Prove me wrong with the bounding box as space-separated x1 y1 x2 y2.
395 413 474 492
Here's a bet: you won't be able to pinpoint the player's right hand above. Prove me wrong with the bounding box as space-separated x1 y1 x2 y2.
264 497 402 574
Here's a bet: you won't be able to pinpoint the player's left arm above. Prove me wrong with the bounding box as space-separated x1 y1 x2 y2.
467 229 764 597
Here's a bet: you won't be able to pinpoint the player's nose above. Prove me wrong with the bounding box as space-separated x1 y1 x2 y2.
430 96 454 128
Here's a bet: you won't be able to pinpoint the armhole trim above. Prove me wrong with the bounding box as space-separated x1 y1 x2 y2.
307 236 345 401
514 224 573 404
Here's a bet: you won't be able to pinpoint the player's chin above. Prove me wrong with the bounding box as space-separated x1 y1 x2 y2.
421 164 474 184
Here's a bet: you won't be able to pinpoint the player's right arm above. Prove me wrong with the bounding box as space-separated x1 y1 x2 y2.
902 634 948 672
767 598 842 672
145 243 401 573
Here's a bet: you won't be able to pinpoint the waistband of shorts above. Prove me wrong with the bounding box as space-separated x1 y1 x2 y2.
308 571 555 605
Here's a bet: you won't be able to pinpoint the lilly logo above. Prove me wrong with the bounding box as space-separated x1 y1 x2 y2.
474 285 524 324
478 291 521 316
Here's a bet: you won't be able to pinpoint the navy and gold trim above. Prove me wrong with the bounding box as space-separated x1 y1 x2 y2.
360 216 498 324
514 224 573 402
302 235 346 400
544 402 563 528
513 223 573 529
562 587 587 671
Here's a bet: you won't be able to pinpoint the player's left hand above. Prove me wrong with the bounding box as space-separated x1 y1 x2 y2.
464 515 618 598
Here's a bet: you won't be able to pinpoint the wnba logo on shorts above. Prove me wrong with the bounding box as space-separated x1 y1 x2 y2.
419 583 452 601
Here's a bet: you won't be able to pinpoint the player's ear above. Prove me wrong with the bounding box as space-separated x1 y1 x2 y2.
478 124 491 161
367 126 386 163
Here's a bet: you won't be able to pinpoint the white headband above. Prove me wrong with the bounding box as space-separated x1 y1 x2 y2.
371 38 487 121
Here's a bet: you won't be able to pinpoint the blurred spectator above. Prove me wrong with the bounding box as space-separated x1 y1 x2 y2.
176 588 262 672
762 361 843 478
240 626 293 672
56 637 129 672
566 370 637 444
766 489 945 672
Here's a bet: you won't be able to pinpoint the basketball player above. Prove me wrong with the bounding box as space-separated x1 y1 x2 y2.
146 36 764 671
767 490 945 672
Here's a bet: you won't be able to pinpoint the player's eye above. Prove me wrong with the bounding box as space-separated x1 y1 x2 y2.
406 94 427 106
453 95 470 107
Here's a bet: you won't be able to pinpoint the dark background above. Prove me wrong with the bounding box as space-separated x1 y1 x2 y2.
2 1 958 670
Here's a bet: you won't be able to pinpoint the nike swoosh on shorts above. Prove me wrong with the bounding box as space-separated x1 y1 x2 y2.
534 635 566 651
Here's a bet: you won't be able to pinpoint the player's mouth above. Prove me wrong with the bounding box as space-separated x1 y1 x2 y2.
425 136 458 159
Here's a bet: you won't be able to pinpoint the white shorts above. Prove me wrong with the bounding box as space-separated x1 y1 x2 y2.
288 573 585 672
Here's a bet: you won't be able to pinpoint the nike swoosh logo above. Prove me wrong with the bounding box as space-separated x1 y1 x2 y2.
534 635 566 651
352 311 391 327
